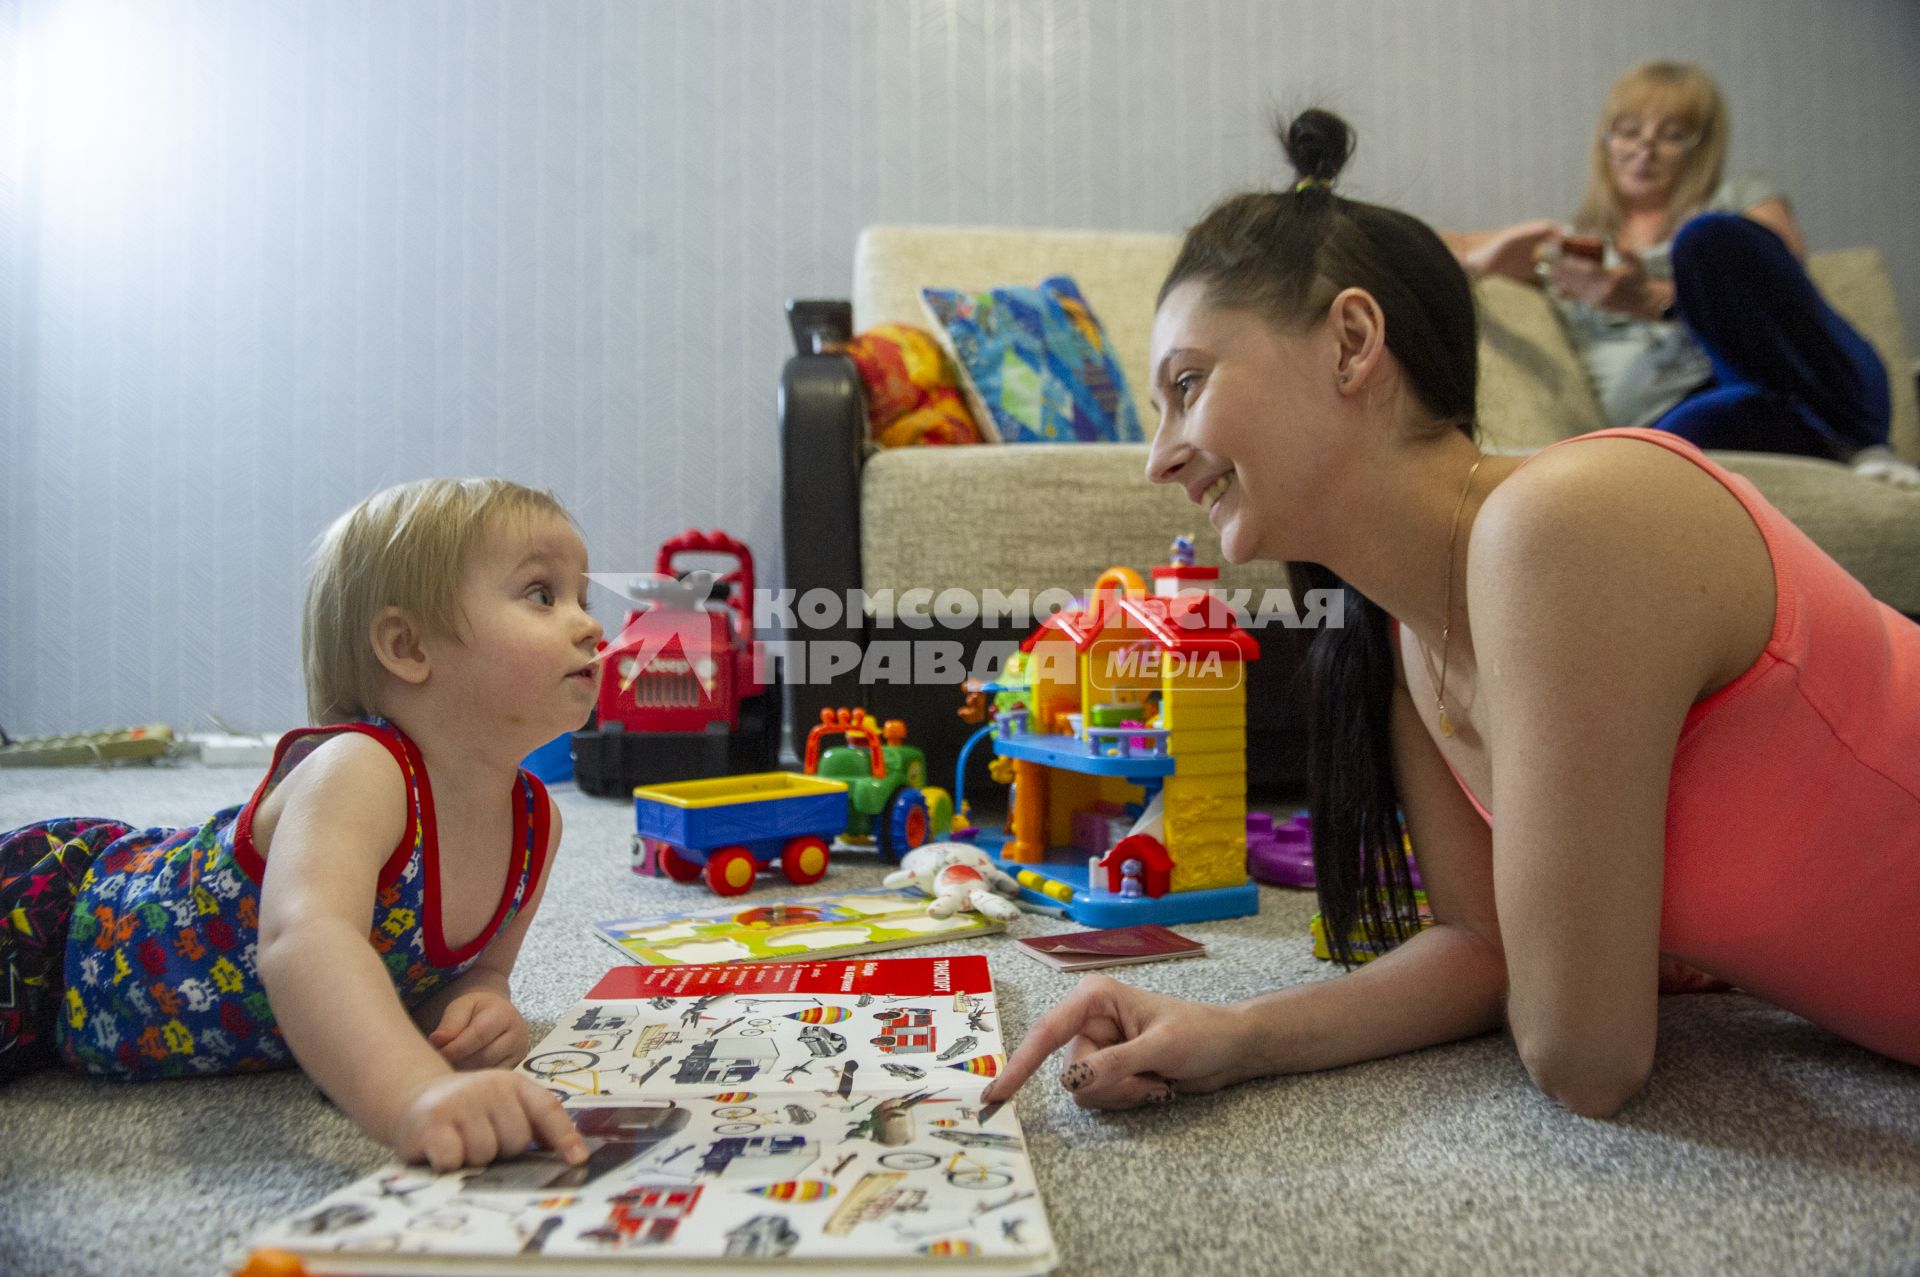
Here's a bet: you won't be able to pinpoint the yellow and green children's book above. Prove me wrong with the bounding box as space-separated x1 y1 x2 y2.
1309 891 1433 962
594 887 1005 967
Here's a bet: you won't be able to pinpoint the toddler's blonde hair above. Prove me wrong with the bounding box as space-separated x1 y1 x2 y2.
303 478 576 724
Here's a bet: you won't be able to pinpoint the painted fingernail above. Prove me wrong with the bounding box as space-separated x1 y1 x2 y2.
1061 1062 1092 1092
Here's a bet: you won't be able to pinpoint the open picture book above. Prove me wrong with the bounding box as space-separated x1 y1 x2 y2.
250 956 1057 1274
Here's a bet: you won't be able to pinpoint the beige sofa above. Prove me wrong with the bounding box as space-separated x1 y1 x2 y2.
778 225 1920 793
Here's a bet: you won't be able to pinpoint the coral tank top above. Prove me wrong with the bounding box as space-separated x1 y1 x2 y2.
1446 428 1920 1066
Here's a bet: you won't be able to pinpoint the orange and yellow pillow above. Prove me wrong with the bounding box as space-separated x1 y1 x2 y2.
840 324 984 448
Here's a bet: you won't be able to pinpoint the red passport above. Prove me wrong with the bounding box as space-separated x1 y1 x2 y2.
1014 924 1207 972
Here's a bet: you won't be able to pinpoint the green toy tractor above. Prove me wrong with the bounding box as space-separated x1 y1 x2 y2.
802 707 949 862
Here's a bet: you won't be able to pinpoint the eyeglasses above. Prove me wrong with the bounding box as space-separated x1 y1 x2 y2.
1606 118 1701 154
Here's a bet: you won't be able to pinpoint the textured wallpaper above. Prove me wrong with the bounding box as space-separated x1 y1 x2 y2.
3 0 1917 737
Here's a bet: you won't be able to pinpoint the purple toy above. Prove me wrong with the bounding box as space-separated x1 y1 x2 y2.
1246 811 1316 887
1245 811 1424 889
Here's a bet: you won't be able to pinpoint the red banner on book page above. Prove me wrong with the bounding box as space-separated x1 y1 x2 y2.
586 953 993 1000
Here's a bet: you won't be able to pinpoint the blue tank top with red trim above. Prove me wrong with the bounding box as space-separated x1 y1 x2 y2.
58 719 551 1080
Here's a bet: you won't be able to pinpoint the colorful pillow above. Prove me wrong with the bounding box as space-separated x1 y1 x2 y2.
920 276 1144 444
840 324 985 448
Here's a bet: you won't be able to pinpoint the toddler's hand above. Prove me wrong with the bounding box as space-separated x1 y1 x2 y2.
390 1070 587 1171
429 990 531 1071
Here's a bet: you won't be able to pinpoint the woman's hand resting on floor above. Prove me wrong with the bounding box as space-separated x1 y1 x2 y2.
980 973 1264 1110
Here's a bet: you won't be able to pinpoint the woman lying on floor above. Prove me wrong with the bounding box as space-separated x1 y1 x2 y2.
982 109 1919 1120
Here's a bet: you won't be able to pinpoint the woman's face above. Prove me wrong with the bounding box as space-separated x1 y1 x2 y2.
1604 105 1699 209
1144 280 1339 565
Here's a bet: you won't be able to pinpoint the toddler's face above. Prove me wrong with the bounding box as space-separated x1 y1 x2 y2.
437 512 604 739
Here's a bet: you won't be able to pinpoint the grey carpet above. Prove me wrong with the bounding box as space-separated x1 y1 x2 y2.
2 760 1916 1276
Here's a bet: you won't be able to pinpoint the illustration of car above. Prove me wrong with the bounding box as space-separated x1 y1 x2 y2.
796 1025 848 1057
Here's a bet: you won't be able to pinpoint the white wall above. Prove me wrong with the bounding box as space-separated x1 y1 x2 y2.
4 0 1917 736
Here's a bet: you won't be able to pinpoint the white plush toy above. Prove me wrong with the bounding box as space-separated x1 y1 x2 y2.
883 842 1025 921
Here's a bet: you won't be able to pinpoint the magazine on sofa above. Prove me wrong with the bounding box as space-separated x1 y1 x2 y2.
250 956 1057 1275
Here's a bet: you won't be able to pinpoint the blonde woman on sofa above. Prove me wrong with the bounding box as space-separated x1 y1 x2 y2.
1445 61 1908 482
979 110 1920 1120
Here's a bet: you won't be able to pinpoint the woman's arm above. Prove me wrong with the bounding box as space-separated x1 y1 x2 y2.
1441 220 1562 284
1467 438 1773 1116
981 680 1514 1110
1225 678 1513 1075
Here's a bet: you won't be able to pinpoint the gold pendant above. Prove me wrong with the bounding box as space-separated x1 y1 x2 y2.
1438 705 1454 737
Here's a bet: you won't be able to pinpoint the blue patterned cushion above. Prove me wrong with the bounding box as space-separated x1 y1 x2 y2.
920 276 1144 444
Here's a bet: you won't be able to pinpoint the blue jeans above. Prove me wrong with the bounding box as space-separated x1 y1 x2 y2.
1656 212 1890 460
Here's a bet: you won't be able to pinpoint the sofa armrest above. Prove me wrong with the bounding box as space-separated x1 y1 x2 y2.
779 301 870 753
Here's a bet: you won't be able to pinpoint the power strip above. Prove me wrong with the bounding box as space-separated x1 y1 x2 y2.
0 725 176 767
185 732 277 768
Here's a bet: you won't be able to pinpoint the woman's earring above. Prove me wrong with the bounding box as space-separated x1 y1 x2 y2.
1338 372 1352 385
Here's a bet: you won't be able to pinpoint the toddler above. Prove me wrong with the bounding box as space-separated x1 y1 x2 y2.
0 478 602 1170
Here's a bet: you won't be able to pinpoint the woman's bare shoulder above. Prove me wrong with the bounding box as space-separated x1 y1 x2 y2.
1479 437 1765 560
1470 438 1774 692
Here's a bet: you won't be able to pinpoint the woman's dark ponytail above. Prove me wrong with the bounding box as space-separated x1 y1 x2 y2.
1162 110 1479 965
1289 564 1421 964
1280 108 1354 188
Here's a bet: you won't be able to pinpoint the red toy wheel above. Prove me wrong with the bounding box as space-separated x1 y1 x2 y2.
704 846 759 896
780 836 830 885
658 844 704 883
876 788 930 863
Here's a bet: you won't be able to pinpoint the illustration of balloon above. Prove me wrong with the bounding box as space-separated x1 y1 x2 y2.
747 1180 836 1202
785 1007 853 1024
948 1054 1005 1076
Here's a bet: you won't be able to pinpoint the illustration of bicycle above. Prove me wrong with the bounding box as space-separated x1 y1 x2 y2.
524 1049 601 1077
877 1149 1013 1190
522 1048 635 1100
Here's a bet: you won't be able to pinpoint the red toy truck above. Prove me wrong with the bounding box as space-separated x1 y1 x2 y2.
573 529 781 797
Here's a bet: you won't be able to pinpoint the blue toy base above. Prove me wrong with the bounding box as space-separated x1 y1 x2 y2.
969 830 1260 926
520 733 575 785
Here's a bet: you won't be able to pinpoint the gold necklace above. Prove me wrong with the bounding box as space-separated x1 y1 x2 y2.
1430 454 1484 738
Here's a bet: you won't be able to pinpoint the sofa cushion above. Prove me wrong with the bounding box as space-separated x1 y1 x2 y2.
842 323 985 447
1473 276 1610 450
920 275 1144 443
860 443 1291 600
